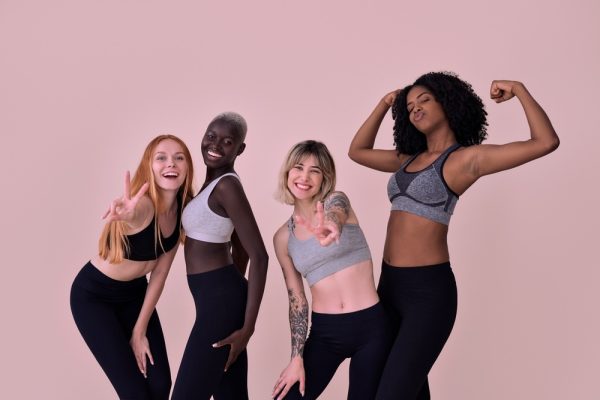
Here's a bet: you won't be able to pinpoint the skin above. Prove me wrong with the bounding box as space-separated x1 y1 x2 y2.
184 120 268 371
91 138 189 377
349 80 560 267
271 154 379 399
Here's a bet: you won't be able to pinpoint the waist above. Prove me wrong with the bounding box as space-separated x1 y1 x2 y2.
311 302 385 324
89 256 156 281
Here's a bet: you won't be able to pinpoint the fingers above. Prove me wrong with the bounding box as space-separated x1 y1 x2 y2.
272 378 292 400
315 201 325 225
132 182 149 202
124 171 131 200
299 375 306 397
224 347 239 372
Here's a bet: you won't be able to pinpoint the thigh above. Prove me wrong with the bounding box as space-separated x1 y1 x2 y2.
283 333 346 400
213 350 249 400
71 286 152 400
376 293 456 400
348 318 393 400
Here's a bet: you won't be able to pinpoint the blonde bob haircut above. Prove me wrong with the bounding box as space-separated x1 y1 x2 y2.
98 134 195 264
276 140 336 205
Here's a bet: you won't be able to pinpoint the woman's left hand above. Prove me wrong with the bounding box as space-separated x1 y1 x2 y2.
490 80 524 103
212 328 253 371
130 333 154 378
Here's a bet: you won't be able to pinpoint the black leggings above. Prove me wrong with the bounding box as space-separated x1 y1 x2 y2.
70 262 171 400
375 261 457 400
172 264 249 400
284 302 392 400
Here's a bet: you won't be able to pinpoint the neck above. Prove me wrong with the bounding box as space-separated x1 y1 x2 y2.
293 198 317 221
425 126 457 153
205 166 235 183
157 189 178 214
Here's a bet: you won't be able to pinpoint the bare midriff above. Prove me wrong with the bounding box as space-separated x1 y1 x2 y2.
383 211 449 267
310 260 379 314
184 238 233 275
91 255 158 281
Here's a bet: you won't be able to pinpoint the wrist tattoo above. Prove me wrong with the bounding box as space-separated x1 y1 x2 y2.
288 289 308 358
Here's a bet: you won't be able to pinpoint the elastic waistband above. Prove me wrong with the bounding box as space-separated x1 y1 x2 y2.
187 263 245 284
382 260 451 271
78 261 147 287
311 302 384 325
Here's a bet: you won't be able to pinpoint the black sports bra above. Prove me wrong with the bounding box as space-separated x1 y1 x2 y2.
125 197 182 261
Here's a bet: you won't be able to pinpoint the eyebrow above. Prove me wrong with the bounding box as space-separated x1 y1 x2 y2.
406 91 431 106
296 162 322 170
155 151 185 155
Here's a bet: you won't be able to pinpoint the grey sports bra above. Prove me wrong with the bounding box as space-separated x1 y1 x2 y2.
387 144 461 225
182 173 238 243
287 218 372 286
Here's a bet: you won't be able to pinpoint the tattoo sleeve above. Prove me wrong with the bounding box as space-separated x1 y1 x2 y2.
288 289 309 358
324 191 351 231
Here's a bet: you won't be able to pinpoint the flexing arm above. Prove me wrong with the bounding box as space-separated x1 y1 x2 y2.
348 91 405 172
212 176 269 371
468 81 560 179
272 226 309 399
130 246 178 377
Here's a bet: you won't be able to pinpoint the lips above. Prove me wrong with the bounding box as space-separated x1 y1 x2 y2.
162 171 179 179
207 149 223 159
413 111 424 122
294 182 312 191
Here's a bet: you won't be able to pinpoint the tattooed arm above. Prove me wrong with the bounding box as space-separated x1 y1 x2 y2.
323 191 354 234
272 224 309 399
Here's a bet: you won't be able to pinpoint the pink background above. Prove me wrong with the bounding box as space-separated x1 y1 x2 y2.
1 0 598 398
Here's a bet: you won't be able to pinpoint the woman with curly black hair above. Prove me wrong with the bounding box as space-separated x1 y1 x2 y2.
349 72 559 399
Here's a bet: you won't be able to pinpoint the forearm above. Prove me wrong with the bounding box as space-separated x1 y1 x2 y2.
514 83 560 151
349 99 390 155
133 272 167 335
242 252 269 333
323 191 351 233
288 289 309 359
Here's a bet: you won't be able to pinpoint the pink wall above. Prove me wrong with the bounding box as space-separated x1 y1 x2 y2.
1 0 598 398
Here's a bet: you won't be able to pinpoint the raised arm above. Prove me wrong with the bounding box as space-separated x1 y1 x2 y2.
348 91 405 172
272 226 309 400
130 246 178 377
211 176 269 371
102 171 151 229
468 81 560 178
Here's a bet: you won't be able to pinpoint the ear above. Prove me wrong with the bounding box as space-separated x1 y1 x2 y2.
237 143 246 156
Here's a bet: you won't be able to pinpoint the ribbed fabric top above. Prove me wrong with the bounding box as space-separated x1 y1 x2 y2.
182 173 238 243
387 144 460 225
287 219 371 286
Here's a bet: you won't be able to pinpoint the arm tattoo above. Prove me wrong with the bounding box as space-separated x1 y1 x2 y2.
288 289 308 358
324 191 350 230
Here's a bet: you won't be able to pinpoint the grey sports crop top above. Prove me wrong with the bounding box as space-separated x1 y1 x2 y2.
287 218 372 286
387 143 461 225
182 173 238 243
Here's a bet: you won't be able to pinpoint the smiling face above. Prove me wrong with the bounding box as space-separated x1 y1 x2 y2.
201 121 245 170
287 154 324 202
151 138 188 192
406 85 448 134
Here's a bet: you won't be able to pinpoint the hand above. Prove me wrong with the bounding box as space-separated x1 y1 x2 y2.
272 357 305 399
212 328 253 371
102 171 149 223
382 89 401 107
490 80 524 103
295 202 340 246
130 333 154 378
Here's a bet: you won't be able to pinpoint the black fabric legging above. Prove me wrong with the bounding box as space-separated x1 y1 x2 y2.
70 262 171 400
375 261 457 400
284 302 392 400
172 264 249 400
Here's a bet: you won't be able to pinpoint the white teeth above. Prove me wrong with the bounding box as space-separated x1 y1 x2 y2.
163 172 178 177
295 183 310 190
208 150 222 158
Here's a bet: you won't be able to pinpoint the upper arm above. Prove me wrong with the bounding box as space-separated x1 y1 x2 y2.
215 177 268 261
472 140 558 178
273 227 305 298
323 191 358 225
348 149 406 173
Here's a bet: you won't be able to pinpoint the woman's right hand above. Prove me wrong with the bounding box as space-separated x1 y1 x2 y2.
272 356 305 399
102 171 149 223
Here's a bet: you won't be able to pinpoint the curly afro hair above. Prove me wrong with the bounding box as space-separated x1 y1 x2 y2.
391 71 488 155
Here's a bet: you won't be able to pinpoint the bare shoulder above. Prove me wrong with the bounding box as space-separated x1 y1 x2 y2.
273 222 290 247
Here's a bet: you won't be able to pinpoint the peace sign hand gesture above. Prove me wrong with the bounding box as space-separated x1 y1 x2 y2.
295 202 340 247
102 171 149 223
